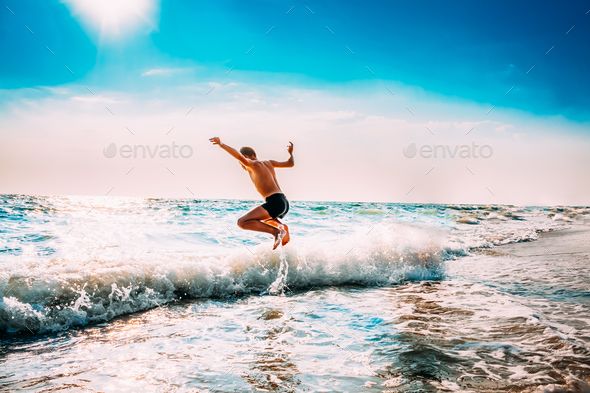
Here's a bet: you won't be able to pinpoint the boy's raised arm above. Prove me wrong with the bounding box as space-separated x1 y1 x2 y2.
209 137 252 166
270 141 294 168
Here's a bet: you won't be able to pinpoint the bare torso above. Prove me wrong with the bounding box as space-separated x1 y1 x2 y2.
242 160 282 198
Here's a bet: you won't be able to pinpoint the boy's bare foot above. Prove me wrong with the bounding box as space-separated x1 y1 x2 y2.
272 228 287 250
280 224 290 246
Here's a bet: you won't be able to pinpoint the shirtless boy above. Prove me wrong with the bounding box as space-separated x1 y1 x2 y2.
209 137 293 249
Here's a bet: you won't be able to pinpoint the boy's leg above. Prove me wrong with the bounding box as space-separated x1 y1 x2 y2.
262 218 290 246
262 218 281 228
237 206 285 249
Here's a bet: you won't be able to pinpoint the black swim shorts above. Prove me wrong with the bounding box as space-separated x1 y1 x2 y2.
261 193 289 219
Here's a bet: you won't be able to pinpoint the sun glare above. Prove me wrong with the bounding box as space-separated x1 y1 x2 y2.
62 0 159 39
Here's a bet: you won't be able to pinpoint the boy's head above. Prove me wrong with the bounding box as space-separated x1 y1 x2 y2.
240 146 257 159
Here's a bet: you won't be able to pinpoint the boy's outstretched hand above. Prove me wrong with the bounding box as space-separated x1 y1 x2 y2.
209 137 221 145
287 141 294 154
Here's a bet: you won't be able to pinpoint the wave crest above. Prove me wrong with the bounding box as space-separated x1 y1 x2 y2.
0 224 450 334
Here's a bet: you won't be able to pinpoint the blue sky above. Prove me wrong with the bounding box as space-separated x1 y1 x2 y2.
1 0 589 120
0 0 589 204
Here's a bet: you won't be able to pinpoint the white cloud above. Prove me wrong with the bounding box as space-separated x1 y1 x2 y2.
1 81 589 205
496 124 514 133
45 87 71 95
141 67 197 76
315 111 359 121
141 68 173 76
71 95 127 104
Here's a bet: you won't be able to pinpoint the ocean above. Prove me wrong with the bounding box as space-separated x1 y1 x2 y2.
1 195 589 392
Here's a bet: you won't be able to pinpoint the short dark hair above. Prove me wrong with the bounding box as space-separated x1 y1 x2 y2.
240 146 256 158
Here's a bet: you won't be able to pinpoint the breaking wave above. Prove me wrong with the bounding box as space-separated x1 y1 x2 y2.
0 224 451 334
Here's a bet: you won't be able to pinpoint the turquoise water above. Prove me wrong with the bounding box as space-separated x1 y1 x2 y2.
0 195 589 391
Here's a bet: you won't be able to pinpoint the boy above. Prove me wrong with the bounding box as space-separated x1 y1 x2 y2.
209 137 293 249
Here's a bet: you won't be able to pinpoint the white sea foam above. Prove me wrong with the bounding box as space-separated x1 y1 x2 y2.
0 223 449 333
1 197 588 335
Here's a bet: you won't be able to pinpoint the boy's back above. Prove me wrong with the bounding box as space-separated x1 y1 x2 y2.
242 160 282 199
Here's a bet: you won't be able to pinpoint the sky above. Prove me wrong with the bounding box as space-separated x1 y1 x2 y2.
0 0 589 205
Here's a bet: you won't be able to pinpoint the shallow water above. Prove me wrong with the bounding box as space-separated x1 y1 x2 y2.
1 195 589 391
